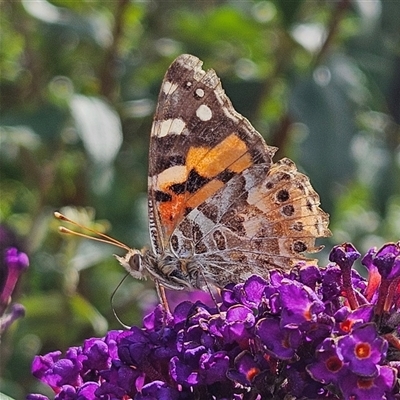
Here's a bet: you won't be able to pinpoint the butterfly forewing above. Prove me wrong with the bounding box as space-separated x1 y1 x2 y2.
148 54 276 254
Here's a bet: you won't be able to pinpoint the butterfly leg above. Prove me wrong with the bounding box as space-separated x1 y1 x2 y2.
155 279 171 314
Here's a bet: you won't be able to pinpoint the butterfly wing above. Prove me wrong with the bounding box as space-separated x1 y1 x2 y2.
148 54 276 255
170 158 331 288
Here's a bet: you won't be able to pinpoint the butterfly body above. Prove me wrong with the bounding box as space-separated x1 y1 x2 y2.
116 54 331 291
116 248 206 290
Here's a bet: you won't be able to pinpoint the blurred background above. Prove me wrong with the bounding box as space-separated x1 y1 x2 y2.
1 0 399 397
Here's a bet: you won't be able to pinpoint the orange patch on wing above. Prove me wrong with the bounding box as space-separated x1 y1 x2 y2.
187 179 224 209
187 134 250 178
186 146 210 171
158 193 186 235
230 152 252 173
154 134 253 236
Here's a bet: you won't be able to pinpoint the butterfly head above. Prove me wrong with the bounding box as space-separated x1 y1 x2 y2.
114 249 146 281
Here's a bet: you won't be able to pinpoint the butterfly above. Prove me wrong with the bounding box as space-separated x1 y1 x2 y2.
110 54 331 296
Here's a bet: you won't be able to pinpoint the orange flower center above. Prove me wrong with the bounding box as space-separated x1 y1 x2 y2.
355 342 371 359
246 367 260 382
326 356 343 373
340 319 353 333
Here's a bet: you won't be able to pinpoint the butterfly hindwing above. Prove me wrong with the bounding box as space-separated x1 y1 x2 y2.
169 159 330 287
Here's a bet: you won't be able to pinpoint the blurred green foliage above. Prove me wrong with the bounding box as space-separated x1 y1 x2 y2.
0 0 399 397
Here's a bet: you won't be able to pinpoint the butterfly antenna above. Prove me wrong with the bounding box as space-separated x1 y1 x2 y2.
54 211 131 251
110 272 131 329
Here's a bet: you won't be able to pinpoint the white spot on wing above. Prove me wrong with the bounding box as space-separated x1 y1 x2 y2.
155 165 187 190
196 104 212 121
162 81 178 95
195 88 205 98
152 118 186 137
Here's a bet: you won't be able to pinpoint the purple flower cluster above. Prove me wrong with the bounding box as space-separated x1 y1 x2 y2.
0 225 29 332
29 242 400 399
